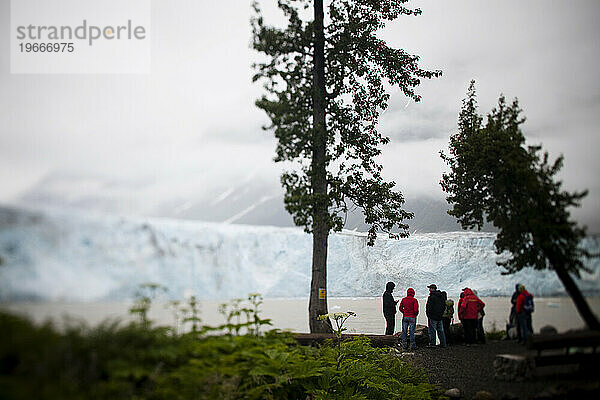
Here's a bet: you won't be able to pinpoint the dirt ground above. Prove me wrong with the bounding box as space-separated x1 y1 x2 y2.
398 340 600 399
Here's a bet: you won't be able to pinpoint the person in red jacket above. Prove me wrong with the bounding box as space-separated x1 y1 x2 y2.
399 287 419 350
516 284 534 344
458 288 485 344
457 290 466 327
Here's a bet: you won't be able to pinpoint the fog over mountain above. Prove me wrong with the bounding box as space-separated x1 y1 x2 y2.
16 171 484 234
2 1 599 235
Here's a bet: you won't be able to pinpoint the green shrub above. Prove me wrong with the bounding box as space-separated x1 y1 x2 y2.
485 322 506 341
0 293 438 400
154 334 434 400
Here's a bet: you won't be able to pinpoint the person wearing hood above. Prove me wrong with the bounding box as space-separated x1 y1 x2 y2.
473 289 486 344
457 289 466 328
399 287 419 350
382 281 399 335
510 283 521 341
516 284 534 344
458 288 485 344
441 291 454 345
426 284 447 348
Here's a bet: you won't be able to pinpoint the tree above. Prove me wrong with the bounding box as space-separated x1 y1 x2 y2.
252 0 441 332
441 81 600 330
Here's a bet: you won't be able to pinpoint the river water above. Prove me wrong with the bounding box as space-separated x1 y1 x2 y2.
3 296 600 335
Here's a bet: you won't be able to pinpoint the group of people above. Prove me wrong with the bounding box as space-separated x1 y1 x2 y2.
383 282 535 348
383 282 494 349
509 283 535 343
458 287 486 345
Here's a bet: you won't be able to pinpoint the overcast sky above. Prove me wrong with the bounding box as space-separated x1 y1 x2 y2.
1 0 599 232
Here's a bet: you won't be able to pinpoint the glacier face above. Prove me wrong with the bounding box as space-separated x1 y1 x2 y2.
0 206 599 302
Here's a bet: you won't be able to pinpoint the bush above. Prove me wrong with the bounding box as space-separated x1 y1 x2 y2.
485 322 506 341
0 310 437 400
485 329 506 341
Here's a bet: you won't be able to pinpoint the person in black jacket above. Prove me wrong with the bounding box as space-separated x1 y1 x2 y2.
509 283 521 341
382 281 399 335
426 284 446 347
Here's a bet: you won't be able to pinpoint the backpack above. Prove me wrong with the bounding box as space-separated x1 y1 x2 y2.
523 294 534 313
443 300 454 319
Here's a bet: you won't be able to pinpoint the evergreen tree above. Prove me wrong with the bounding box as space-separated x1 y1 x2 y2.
441 81 599 330
252 0 441 332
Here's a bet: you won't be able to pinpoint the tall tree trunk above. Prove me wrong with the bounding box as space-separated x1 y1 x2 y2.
552 262 600 330
309 220 329 333
309 0 329 333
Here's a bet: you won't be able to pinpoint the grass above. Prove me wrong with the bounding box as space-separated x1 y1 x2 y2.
0 297 441 400
485 322 507 341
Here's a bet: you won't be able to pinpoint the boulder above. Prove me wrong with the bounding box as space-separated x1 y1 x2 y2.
443 388 461 398
395 324 430 347
449 322 465 344
474 391 494 400
409 323 466 346
532 387 561 399
414 324 429 346
493 354 534 381
539 325 558 335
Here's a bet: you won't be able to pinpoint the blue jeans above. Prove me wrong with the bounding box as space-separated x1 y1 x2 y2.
517 313 533 343
401 317 417 349
428 318 446 347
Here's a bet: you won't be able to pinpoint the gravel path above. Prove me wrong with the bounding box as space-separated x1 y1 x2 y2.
398 340 599 399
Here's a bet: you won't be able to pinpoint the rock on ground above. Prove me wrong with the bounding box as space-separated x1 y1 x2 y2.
444 388 461 398
400 340 599 399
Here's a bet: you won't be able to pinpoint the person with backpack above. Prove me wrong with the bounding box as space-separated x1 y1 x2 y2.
426 284 447 348
516 284 534 344
441 291 454 345
399 287 419 350
458 288 485 344
473 289 486 344
382 281 399 335
508 283 522 341
457 289 466 330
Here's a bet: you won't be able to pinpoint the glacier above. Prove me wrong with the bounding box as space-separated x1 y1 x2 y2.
0 205 599 302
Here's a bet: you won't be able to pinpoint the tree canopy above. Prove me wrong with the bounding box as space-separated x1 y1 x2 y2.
441 81 599 329
252 0 441 245
253 0 441 332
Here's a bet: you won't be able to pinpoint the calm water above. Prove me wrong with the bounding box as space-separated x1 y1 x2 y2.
2 297 599 334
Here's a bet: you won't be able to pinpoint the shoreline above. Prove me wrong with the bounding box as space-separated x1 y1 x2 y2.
3 294 600 303
2 296 599 335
